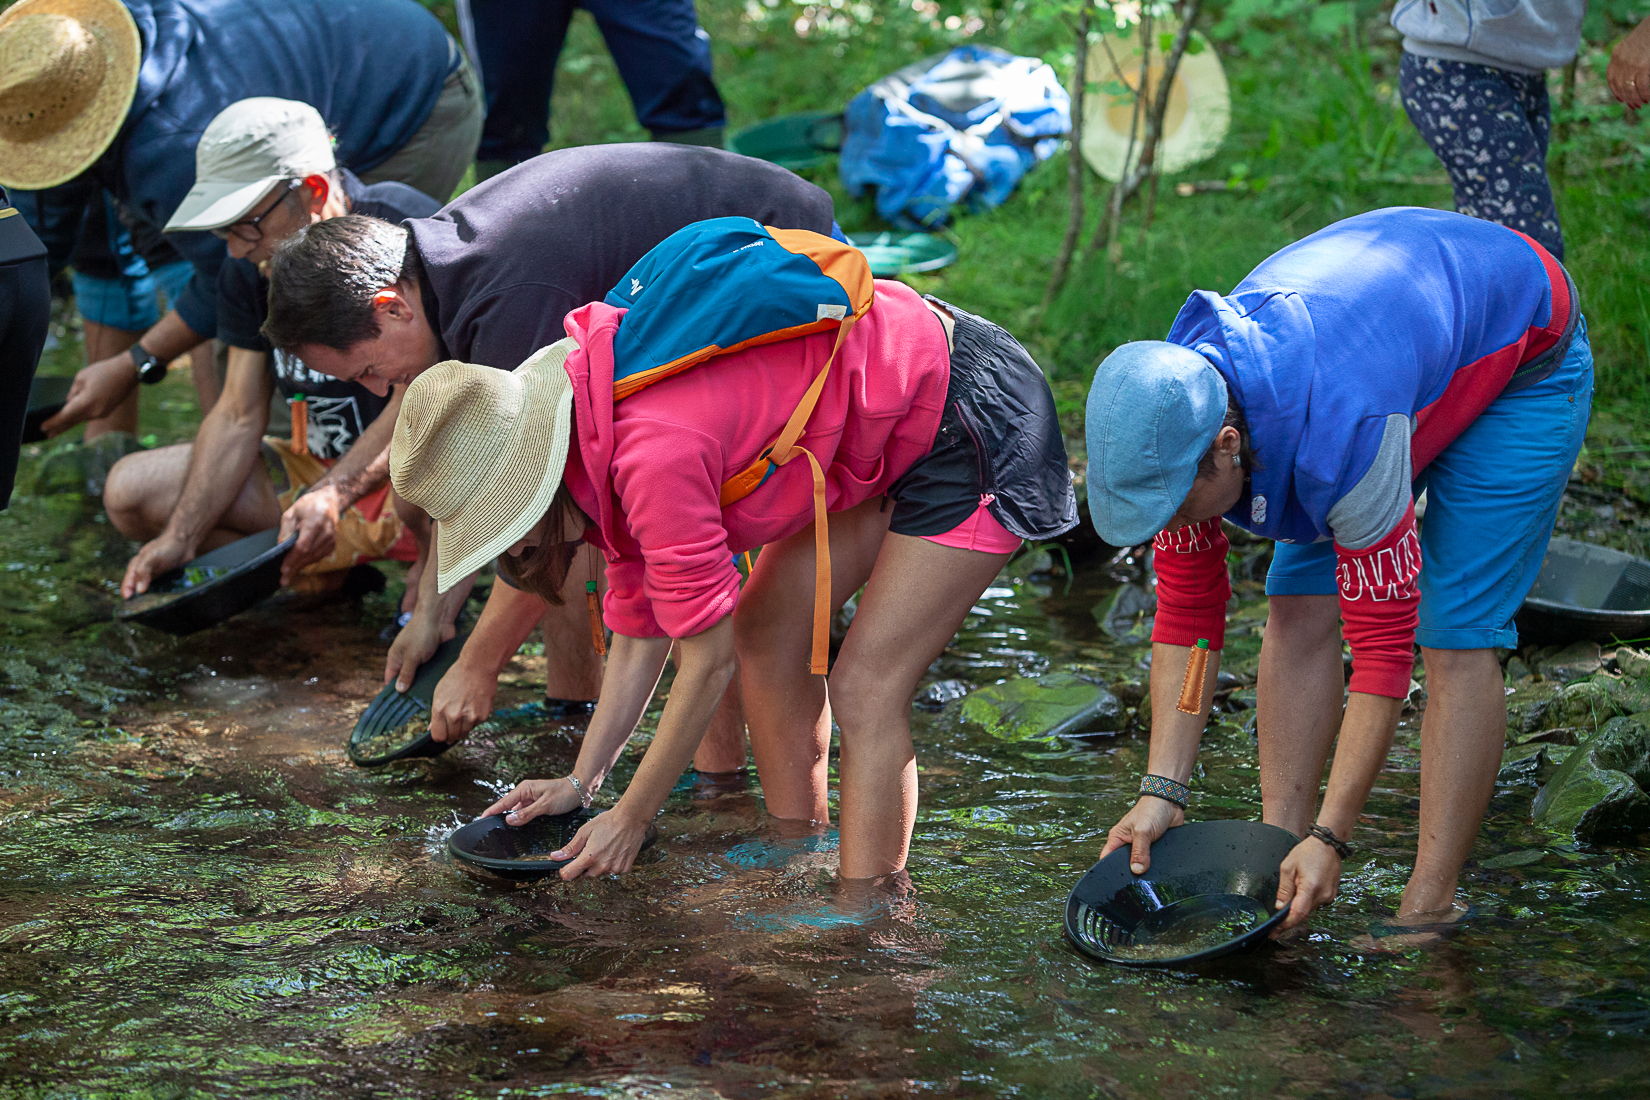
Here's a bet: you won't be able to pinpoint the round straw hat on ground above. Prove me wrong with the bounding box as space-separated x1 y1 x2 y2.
0 0 141 190
1080 18 1230 183
391 340 577 593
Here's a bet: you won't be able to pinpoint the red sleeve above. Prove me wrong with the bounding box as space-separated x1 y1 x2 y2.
1150 518 1231 651
1335 501 1422 698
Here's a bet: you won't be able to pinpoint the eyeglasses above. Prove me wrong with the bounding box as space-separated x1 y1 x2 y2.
212 179 302 243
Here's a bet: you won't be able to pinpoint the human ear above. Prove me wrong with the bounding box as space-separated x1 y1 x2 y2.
302 174 329 215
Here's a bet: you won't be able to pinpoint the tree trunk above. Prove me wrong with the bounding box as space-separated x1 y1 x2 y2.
1555 56 1578 180
1040 1 1093 311
1085 0 1205 257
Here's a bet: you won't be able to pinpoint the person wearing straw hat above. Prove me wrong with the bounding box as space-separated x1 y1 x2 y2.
0 0 481 441
386 278 1075 881
102 98 441 608
1085 207 1590 944
259 144 844 762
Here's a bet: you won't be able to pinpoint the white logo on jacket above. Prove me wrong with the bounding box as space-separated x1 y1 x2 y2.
1251 495 1267 525
1337 526 1423 602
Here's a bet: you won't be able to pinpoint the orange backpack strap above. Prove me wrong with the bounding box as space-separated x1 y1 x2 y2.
718 315 857 674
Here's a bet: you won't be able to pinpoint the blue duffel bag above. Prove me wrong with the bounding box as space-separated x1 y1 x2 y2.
839 45 1070 230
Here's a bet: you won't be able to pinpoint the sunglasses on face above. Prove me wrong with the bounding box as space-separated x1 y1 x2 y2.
212 179 302 243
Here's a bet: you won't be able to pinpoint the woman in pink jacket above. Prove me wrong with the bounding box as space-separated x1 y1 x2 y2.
389 279 1076 881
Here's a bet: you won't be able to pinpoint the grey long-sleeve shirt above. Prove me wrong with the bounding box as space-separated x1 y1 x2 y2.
1391 0 1587 74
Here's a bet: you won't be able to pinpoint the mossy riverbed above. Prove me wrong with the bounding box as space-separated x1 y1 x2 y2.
4 452 1650 1097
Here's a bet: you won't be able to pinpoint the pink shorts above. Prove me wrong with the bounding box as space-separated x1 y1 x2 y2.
920 494 1023 554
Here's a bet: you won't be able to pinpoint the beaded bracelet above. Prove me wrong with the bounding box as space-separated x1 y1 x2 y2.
566 774 593 810
1307 823 1352 859
1139 773 1190 809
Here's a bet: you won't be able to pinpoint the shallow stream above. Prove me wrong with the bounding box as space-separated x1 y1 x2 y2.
3 486 1649 1098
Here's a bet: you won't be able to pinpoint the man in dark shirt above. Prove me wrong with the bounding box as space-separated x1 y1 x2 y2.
0 0 480 439
260 143 839 755
105 100 441 612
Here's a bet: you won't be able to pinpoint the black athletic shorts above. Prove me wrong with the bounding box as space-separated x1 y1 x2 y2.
884 297 1077 543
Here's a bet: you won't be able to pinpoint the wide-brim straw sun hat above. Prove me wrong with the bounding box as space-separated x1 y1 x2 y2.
1080 16 1230 183
391 340 577 593
0 0 142 190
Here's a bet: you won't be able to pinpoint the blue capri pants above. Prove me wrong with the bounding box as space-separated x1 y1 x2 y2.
1266 317 1594 651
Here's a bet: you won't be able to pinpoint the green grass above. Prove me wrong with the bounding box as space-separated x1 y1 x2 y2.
424 0 1649 421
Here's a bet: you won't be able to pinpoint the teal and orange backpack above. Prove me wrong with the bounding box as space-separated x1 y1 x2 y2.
604 217 875 673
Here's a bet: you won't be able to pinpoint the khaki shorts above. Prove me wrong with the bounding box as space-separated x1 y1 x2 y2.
359 41 484 204
262 437 418 574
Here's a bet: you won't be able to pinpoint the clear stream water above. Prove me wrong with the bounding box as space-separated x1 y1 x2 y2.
2 485 1649 1099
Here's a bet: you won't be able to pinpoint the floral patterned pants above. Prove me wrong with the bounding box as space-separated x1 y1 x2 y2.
1399 52 1564 260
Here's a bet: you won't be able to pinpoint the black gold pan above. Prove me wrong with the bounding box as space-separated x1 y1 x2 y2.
346 632 471 766
116 527 296 635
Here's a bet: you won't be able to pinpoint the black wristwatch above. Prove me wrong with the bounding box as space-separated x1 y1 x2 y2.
130 345 166 385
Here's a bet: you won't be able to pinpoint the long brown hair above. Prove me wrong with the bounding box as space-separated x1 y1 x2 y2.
496 485 586 604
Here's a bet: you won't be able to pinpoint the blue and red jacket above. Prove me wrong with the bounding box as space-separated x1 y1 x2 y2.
1150 207 1578 697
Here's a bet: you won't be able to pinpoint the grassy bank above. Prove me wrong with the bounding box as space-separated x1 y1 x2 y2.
449 0 1649 417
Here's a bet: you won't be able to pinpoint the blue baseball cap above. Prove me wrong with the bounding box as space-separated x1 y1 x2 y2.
1085 341 1229 547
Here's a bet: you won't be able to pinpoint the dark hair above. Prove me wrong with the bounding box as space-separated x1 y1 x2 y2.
1194 397 1255 480
495 486 587 605
261 214 414 351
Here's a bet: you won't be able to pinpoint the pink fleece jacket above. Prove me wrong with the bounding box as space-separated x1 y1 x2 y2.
560 279 950 640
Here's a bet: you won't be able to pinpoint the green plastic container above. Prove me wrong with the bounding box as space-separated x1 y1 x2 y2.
728 110 844 171
846 231 960 278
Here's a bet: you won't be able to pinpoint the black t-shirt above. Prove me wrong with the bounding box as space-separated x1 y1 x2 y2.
407 144 838 370
217 170 439 459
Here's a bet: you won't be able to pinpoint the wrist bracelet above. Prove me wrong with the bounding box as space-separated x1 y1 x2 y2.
566 774 593 810
1307 823 1352 859
1139 773 1190 809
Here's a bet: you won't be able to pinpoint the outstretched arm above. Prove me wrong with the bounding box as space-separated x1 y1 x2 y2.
279 384 404 583
121 348 273 597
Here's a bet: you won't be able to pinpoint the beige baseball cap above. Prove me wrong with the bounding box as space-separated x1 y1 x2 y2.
164 97 335 232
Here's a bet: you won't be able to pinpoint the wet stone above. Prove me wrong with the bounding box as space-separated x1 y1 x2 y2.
1545 679 1626 734
915 679 971 711
1533 714 1650 843
1095 583 1155 643
1500 742 1576 787
22 432 145 498
1616 647 1650 680
1536 641 1604 684
1506 681 1564 736
957 672 1123 740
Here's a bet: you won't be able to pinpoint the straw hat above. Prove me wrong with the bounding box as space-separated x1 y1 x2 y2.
1080 17 1230 183
391 340 577 593
0 0 141 190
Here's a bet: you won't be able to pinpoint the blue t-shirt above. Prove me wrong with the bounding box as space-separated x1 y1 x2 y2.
81 0 457 339
1166 207 1576 549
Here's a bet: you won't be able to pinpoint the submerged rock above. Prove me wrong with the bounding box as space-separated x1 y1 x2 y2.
1533 714 1650 843
22 432 145 497
915 679 971 711
1095 583 1155 643
958 672 1123 740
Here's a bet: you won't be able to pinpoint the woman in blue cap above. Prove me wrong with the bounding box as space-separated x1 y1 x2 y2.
1085 206 1590 939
